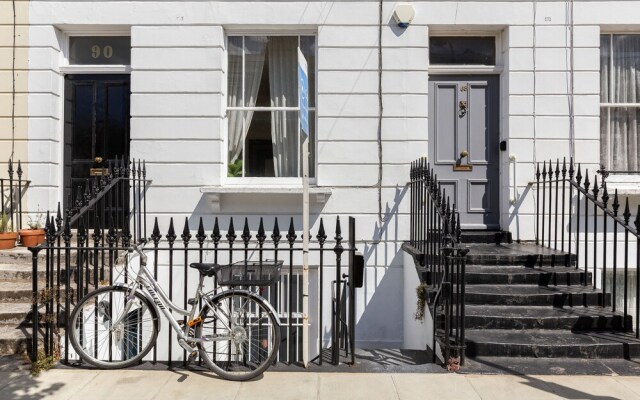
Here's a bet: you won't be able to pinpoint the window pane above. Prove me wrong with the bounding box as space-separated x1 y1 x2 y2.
600 35 611 103
601 107 640 171
429 36 495 65
612 35 640 103
242 111 299 177
228 110 246 176
300 36 316 108
228 36 243 107
245 36 268 107
267 37 298 108
69 36 130 65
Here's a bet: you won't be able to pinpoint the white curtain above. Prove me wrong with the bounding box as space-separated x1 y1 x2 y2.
227 37 266 165
268 37 299 177
601 35 640 171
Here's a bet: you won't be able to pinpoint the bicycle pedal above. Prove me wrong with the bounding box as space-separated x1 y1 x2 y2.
177 320 185 327
187 350 198 364
187 298 196 306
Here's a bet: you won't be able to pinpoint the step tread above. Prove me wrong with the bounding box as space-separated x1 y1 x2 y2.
465 305 625 319
465 329 640 347
0 325 31 340
466 284 600 295
0 282 32 291
465 265 583 274
0 303 33 315
464 243 570 257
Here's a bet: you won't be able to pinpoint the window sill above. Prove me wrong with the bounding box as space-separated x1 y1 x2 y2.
603 174 640 195
200 185 332 212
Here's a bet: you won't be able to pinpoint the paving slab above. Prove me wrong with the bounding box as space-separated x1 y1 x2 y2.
614 376 640 398
537 375 640 399
466 375 564 400
0 369 99 400
236 372 316 400
66 370 172 400
154 370 240 400
318 373 398 400
392 373 481 400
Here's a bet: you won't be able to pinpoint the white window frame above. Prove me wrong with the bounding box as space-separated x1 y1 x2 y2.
59 29 132 74
428 31 503 75
223 33 317 186
600 33 640 174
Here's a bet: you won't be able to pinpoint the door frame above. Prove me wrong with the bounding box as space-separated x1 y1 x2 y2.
427 73 504 230
57 30 132 208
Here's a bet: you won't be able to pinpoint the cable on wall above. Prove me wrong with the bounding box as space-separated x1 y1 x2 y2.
10 0 17 162
532 0 538 165
567 0 576 160
377 0 386 223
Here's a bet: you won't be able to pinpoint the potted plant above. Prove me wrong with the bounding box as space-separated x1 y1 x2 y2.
19 213 46 247
0 211 18 250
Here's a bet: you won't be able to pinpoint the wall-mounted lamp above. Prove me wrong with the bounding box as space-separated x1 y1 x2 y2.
393 3 415 28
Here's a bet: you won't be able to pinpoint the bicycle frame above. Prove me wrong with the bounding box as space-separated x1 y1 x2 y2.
114 247 234 346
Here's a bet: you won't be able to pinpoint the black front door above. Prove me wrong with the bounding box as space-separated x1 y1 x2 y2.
64 74 130 209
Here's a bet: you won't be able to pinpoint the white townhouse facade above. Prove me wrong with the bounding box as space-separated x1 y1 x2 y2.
2 0 640 351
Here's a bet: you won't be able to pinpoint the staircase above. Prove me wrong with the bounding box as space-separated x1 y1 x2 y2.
460 233 640 363
0 248 43 356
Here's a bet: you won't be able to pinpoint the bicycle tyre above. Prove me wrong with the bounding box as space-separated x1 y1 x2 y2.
195 291 280 381
68 285 159 369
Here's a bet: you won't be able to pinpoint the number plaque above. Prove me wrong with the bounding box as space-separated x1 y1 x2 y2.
69 36 130 65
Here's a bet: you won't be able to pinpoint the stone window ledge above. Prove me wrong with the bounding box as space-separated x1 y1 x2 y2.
200 186 332 212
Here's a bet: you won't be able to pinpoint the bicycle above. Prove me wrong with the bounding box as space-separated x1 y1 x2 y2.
68 245 282 381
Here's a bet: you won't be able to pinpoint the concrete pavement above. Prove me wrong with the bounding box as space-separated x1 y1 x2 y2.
2 369 640 399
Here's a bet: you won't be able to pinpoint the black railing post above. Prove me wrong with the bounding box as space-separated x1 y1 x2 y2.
612 190 620 310
30 246 41 361
602 182 609 301
348 216 356 365
623 199 631 321
332 216 343 365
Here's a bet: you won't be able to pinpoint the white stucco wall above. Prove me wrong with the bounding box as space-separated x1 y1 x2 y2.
16 0 640 350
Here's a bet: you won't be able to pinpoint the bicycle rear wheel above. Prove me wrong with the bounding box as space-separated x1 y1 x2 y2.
196 291 280 381
68 286 159 369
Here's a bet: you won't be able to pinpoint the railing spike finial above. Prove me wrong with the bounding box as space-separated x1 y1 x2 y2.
602 181 609 207
624 197 631 225
542 160 547 179
226 217 236 244
272 218 281 245
16 160 22 177
568 157 575 179
196 217 206 245
592 175 599 198
62 212 72 243
55 202 63 232
583 170 590 191
575 163 582 185
47 215 56 244
242 217 252 244
92 218 102 243
150 217 161 245
536 163 541 181
181 217 191 245
335 216 343 242
7 158 12 176
77 216 87 244
555 159 560 178
137 159 142 179
256 217 266 245
287 217 297 245
108 216 118 245
317 217 327 245
211 217 221 244
613 189 620 216
166 217 177 245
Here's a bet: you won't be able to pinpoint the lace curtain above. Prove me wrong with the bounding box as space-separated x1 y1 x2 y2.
601 35 640 171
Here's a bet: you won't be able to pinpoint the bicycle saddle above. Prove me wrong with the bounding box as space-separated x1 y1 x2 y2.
189 263 221 277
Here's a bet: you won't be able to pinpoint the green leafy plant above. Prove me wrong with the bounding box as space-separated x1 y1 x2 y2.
30 349 58 376
228 159 243 177
0 211 11 233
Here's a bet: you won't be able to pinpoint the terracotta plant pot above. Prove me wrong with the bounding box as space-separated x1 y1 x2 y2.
19 229 46 248
0 232 18 250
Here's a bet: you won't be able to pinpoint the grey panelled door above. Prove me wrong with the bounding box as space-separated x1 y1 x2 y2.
428 76 500 229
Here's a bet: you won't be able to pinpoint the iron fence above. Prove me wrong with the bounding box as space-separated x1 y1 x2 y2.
534 158 640 335
30 158 361 367
407 157 467 367
1 159 30 232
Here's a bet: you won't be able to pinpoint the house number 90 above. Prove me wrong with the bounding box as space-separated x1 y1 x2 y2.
91 45 114 59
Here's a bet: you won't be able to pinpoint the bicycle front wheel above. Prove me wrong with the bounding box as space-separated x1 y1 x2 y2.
196 291 280 381
69 286 159 369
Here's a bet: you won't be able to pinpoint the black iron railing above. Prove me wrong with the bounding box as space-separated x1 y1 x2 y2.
407 157 468 367
30 159 361 368
1 159 30 232
534 158 639 335
30 157 150 361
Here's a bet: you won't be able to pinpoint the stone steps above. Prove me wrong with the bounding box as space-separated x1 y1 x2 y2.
465 305 631 330
464 265 590 286
465 284 609 307
465 329 640 359
463 243 575 267
0 325 31 355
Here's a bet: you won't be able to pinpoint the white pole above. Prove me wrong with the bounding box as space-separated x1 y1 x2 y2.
302 136 310 368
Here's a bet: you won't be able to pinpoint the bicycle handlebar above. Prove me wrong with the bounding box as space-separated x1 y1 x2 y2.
128 244 148 266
